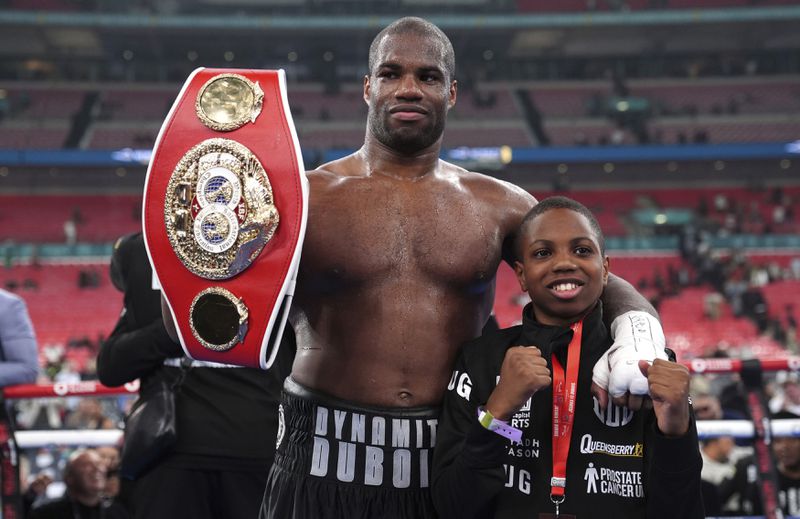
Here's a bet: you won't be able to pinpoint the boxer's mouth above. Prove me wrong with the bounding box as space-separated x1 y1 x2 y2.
390 105 427 121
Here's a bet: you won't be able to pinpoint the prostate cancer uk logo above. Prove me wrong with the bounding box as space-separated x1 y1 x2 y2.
583 462 644 498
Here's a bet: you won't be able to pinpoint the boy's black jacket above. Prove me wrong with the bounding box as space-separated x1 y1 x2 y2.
432 303 705 519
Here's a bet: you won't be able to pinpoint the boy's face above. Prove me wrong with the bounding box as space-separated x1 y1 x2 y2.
514 208 609 327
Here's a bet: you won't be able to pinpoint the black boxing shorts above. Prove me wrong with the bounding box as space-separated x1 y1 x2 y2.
260 378 439 519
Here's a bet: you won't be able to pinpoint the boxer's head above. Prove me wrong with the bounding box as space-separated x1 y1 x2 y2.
368 17 455 82
364 17 457 154
514 196 609 326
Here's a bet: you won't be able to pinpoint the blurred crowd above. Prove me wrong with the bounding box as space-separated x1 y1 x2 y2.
691 362 800 516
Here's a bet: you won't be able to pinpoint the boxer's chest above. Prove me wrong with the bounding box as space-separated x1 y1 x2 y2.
302 178 504 286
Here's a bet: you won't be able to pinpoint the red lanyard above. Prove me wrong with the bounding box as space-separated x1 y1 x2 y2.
550 320 584 514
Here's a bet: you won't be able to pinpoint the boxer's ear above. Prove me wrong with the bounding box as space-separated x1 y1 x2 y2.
448 79 457 110
363 75 371 106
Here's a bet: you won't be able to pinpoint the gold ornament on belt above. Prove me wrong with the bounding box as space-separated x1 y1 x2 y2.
189 287 248 351
164 138 279 279
195 73 264 132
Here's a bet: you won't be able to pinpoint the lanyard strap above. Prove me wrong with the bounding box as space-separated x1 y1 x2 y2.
550 320 584 504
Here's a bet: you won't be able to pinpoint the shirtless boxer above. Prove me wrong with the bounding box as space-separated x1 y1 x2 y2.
250 17 668 519
158 16 664 518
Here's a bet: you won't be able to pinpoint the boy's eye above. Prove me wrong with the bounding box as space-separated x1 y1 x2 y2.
575 246 593 255
533 249 551 258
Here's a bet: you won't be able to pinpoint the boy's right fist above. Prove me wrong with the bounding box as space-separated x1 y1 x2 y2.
486 346 551 421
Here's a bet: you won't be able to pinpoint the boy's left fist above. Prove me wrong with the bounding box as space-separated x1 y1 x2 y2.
639 359 691 437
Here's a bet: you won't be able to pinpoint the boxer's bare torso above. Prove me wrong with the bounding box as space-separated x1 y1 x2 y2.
290 151 535 407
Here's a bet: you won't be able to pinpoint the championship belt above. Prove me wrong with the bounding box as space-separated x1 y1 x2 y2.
143 68 307 369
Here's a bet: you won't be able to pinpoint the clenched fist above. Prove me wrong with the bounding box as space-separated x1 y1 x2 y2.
639 359 691 437
485 346 551 421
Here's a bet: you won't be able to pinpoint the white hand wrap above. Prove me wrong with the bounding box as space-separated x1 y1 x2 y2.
592 311 668 398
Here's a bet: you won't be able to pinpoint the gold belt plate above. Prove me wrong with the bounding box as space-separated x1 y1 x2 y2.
164 138 279 280
195 73 264 132
189 286 248 351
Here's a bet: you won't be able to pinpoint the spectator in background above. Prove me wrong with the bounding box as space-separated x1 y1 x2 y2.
769 372 800 416
700 436 735 515
792 257 800 280
704 291 724 321
786 304 798 352
15 376 65 430
0 288 39 388
23 471 54 517
63 219 77 248
96 445 122 500
721 411 800 517
701 436 737 485
64 398 115 430
28 449 130 519
740 282 769 332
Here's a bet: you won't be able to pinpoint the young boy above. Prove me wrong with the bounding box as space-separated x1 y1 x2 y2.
431 196 704 519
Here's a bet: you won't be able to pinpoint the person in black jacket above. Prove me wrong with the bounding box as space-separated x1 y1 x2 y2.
432 196 704 518
96 232 295 519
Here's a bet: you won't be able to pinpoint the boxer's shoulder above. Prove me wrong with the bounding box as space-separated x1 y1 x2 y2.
312 152 364 179
453 166 534 203
451 167 536 226
305 155 367 197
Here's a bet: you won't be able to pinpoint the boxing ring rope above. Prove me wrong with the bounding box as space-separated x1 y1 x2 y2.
0 380 138 518
1 359 800 518
679 356 800 519
681 356 800 375
3 380 137 449
3 380 139 400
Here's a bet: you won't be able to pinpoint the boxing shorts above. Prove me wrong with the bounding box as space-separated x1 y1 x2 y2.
143 68 307 369
260 378 439 519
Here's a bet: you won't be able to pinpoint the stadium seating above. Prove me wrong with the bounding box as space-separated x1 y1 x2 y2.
4 76 796 150
2 187 795 247
1 264 121 370
0 124 68 149
763 280 800 327
0 194 141 242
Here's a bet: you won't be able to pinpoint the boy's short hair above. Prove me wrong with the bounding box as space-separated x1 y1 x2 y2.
515 196 605 259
